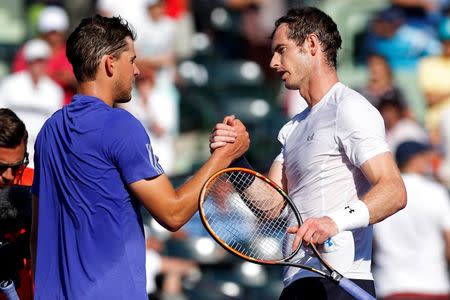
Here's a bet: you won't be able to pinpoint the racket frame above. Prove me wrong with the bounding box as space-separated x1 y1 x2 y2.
199 167 375 300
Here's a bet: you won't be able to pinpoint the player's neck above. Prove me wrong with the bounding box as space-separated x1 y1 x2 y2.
77 81 114 107
303 70 339 107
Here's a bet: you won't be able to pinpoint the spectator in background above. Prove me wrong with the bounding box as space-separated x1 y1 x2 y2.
129 0 180 175
240 0 287 81
0 108 33 300
144 225 199 300
0 39 64 168
356 54 408 110
373 140 450 300
418 12 450 146
362 6 441 71
165 0 195 60
12 5 76 105
0 109 32 189
377 98 429 155
391 0 446 33
96 0 147 31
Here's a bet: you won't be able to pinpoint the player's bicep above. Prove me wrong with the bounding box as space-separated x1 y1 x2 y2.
359 152 399 185
129 174 177 229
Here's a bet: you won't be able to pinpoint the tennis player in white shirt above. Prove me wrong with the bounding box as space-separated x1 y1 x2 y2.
210 7 407 300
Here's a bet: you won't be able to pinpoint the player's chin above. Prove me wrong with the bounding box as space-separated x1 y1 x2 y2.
284 82 297 90
116 92 132 103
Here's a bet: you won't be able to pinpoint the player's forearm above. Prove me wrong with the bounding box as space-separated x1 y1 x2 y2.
172 151 235 228
362 175 407 224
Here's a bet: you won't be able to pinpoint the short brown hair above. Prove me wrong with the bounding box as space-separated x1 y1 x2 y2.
66 15 136 82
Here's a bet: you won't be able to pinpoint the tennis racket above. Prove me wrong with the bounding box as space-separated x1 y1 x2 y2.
198 167 375 300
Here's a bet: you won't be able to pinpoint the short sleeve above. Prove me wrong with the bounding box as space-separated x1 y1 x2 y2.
103 110 164 185
274 120 295 162
336 98 390 167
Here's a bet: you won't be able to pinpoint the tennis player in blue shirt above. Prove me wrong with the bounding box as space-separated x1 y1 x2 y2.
29 15 249 300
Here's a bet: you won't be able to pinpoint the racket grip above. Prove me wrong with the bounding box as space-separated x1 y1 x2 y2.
338 277 375 300
0 280 20 300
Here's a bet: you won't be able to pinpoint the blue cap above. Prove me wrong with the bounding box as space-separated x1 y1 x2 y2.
395 141 432 168
438 17 450 41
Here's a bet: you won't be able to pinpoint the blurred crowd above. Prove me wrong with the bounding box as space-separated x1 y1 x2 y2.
1 0 450 299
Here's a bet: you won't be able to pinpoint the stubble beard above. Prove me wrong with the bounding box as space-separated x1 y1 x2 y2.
113 79 133 103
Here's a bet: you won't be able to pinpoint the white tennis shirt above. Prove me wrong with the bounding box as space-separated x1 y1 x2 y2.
275 82 390 287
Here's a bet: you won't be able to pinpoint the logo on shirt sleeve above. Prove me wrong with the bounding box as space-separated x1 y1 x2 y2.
146 143 164 173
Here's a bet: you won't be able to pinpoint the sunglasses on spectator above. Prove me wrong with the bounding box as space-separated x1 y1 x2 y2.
0 152 29 175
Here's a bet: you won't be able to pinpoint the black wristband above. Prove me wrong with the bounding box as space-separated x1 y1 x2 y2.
230 155 254 170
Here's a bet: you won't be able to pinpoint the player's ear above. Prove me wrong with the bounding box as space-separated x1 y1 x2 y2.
306 33 320 56
104 54 115 77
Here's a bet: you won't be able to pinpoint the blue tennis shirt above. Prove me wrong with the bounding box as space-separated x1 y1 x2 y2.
31 94 164 299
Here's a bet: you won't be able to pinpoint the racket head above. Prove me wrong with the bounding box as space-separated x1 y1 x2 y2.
199 167 303 265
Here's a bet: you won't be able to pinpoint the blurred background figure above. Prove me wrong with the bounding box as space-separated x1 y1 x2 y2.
361 6 441 71
418 10 450 146
0 39 63 168
96 0 147 30
356 54 408 109
390 0 447 34
120 0 181 175
11 5 75 105
144 226 200 300
377 98 429 153
373 140 450 300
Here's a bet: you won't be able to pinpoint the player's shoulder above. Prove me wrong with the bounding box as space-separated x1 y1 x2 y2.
105 107 146 136
109 107 141 124
334 84 379 117
334 83 373 108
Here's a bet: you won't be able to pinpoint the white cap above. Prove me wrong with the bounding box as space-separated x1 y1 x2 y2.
38 6 69 33
23 39 51 62
144 0 161 7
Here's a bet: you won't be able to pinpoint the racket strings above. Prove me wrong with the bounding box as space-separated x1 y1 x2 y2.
203 171 297 262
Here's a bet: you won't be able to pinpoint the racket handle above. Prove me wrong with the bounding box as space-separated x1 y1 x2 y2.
0 280 20 300
338 277 376 300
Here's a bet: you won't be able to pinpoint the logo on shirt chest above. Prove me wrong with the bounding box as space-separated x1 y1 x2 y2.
306 133 314 141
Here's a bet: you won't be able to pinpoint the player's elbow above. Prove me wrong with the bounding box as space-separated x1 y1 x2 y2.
164 221 183 232
394 180 407 212
159 214 186 232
